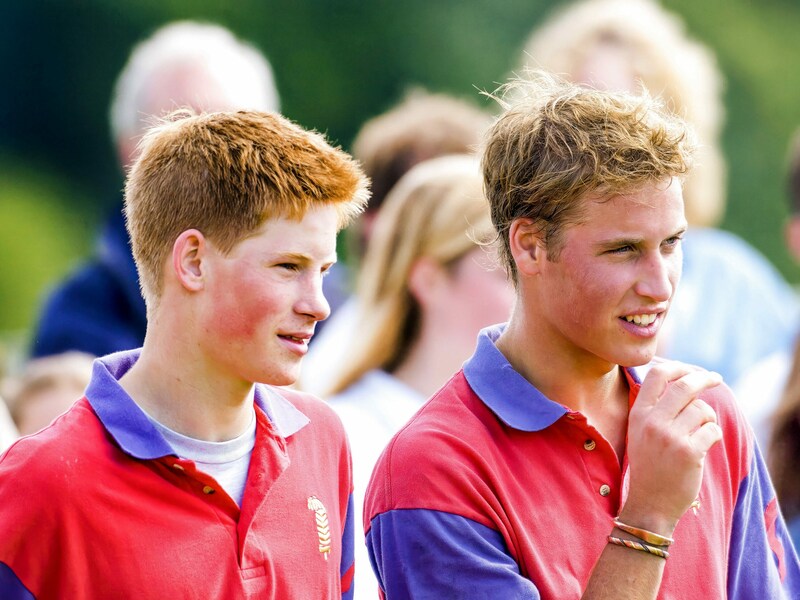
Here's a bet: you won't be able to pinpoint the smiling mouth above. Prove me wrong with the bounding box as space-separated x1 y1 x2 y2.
622 313 658 326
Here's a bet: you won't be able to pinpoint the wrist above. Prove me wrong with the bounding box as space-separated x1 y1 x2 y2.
616 506 678 539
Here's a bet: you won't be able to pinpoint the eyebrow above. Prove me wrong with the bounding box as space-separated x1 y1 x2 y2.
273 252 337 265
594 226 687 252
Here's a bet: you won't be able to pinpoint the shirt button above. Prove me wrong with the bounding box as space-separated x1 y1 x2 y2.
599 484 611 497
172 464 185 471
583 440 596 451
203 485 215 495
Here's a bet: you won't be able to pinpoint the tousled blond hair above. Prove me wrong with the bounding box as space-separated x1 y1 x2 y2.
125 109 369 305
483 71 695 282
326 155 495 396
519 0 725 227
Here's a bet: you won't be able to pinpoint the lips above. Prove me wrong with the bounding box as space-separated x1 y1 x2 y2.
280 334 310 343
277 332 312 357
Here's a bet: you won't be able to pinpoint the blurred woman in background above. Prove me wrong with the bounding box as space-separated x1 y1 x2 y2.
768 344 800 551
322 154 515 598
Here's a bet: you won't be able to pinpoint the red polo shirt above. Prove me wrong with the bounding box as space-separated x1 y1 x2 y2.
0 350 355 599
364 325 799 599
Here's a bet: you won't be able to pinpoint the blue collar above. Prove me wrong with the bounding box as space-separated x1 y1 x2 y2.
463 324 641 432
85 349 310 460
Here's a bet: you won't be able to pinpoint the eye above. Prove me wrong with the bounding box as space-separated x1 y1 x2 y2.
608 244 634 254
662 235 683 250
277 263 299 271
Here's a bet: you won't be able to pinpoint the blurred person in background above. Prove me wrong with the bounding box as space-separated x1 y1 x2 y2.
768 335 800 551
764 129 800 548
300 91 492 395
323 155 515 598
735 129 800 452
30 21 280 358
1 351 93 437
738 130 800 550
519 0 799 389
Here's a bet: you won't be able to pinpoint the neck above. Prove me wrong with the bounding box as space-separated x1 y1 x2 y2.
392 316 471 399
497 313 623 409
497 310 631 460
120 327 255 442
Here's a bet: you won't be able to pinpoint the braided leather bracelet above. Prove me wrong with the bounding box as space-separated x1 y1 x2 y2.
607 535 670 559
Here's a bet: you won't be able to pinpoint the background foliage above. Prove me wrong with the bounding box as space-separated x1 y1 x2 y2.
1 0 799 345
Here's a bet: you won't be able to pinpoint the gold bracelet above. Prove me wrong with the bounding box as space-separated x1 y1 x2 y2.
607 535 669 559
613 519 674 547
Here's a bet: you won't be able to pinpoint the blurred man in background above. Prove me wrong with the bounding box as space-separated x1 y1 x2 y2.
30 21 280 358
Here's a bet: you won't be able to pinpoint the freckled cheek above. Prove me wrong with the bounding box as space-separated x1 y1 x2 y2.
568 270 618 323
207 272 280 339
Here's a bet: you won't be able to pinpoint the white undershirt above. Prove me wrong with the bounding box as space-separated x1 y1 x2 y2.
146 409 257 507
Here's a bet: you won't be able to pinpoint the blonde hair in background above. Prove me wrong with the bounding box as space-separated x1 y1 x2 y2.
326 155 496 396
519 0 725 228
352 89 492 212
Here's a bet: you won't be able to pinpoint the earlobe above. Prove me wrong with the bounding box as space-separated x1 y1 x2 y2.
509 218 545 276
407 256 446 308
172 229 206 292
785 217 800 263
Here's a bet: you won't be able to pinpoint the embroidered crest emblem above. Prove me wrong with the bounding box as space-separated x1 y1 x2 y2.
307 496 332 560
690 496 701 516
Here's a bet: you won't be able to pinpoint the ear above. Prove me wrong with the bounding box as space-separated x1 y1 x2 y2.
407 256 447 308
508 218 546 277
171 229 207 292
785 216 800 263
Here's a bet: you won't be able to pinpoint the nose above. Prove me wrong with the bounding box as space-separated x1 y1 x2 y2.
296 273 331 322
634 251 678 302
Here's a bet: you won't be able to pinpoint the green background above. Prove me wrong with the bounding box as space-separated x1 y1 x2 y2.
1 0 799 346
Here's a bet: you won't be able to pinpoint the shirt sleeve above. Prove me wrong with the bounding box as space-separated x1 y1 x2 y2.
0 563 34 600
340 492 355 599
366 508 540 599
727 444 800 599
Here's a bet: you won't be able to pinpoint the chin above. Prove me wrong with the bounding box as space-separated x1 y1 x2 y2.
266 365 302 388
614 344 658 368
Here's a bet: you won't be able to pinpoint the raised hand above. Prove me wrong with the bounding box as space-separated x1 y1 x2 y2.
621 362 723 536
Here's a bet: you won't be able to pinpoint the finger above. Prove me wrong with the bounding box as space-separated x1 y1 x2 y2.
635 361 703 410
672 398 717 434
653 370 722 420
689 421 723 454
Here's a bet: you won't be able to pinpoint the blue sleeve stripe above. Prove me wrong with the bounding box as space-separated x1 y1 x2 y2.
0 562 34 600
340 492 355 598
728 446 800 598
340 492 355 577
366 508 540 599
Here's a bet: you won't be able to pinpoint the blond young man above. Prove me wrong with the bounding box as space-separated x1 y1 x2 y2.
363 74 800 598
0 110 368 598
